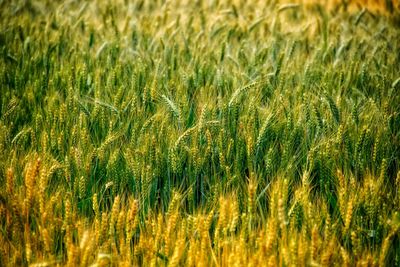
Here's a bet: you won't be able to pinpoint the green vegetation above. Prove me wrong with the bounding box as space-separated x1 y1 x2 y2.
1 0 399 266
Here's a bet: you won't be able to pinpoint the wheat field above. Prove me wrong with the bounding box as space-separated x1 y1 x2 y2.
0 0 399 266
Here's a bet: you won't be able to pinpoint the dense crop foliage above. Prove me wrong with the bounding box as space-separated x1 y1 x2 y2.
1 0 400 266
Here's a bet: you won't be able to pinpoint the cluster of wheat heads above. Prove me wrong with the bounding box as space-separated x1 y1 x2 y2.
0 0 399 266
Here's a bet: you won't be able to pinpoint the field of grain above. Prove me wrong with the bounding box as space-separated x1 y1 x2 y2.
0 0 399 266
